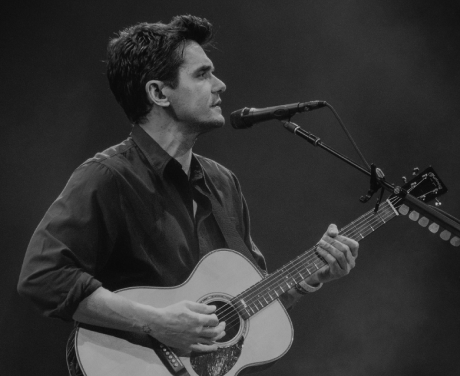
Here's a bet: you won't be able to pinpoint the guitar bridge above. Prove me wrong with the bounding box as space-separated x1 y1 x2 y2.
150 338 189 376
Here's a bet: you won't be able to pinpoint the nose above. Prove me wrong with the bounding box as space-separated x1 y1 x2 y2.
213 75 226 94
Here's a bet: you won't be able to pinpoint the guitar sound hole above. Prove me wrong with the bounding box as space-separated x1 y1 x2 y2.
207 300 241 343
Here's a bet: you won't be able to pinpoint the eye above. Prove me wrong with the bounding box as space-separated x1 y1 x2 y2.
197 68 214 79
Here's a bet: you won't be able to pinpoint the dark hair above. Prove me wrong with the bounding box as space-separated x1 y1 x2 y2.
106 15 214 124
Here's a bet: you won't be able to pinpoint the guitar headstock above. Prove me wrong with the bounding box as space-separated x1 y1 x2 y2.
398 166 447 204
390 167 459 247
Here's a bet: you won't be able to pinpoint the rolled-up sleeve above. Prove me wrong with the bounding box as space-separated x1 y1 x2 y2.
18 161 120 321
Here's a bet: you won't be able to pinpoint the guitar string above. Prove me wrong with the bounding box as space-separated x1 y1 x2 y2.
229 202 396 315
212 198 399 329
219 177 434 330
212 197 401 328
212 197 403 331
216 200 400 333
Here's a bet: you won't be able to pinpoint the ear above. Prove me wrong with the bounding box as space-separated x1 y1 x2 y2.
145 80 170 107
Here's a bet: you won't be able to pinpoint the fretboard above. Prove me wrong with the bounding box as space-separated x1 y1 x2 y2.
232 198 400 319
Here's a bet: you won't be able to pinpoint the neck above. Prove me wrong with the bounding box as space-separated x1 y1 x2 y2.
140 117 197 176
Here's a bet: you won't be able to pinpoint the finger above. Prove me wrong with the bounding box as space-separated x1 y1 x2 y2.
316 247 349 276
187 301 216 314
194 337 217 345
214 329 226 341
316 242 348 271
320 235 350 254
320 234 357 267
190 342 219 353
344 249 356 269
330 242 356 269
326 224 338 238
197 313 219 327
199 322 226 338
199 329 226 343
335 235 359 258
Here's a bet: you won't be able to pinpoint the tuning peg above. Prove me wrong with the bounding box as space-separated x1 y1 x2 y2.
409 211 420 221
399 204 409 215
435 198 442 207
451 237 460 247
440 230 451 241
428 222 440 233
412 167 420 176
418 216 429 227
402 176 407 183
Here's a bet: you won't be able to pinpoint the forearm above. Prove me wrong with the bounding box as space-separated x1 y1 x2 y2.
72 287 156 334
73 287 226 353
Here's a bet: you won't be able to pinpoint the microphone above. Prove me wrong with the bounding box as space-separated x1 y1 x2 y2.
230 100 327 129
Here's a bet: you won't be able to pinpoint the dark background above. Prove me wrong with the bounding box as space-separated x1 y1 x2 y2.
2 1 460 375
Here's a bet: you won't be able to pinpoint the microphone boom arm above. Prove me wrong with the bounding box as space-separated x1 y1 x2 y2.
282 120 460 238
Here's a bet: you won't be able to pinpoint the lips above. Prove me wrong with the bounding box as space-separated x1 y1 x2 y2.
211 100 222 107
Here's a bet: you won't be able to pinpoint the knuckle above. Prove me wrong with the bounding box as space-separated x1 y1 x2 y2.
336 251 346 261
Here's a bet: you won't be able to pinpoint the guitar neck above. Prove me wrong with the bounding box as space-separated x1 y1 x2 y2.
232 198 400 319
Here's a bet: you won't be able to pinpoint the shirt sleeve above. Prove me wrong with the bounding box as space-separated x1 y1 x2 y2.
17 161 121 321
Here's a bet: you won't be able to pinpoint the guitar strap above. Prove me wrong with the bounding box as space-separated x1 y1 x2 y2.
207 193 265 274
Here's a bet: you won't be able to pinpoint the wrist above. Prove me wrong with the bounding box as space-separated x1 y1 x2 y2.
133 302 161 335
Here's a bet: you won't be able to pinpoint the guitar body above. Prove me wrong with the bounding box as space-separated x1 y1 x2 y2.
75 249 294 376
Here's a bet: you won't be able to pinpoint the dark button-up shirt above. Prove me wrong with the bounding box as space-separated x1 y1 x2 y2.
18 125 266 321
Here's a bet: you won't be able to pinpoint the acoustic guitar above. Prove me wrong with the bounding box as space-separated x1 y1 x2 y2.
70 167 452 376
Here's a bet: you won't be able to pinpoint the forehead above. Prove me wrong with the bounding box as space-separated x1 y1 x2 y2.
180 41 213 72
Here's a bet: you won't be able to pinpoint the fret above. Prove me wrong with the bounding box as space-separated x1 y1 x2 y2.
297 272 304 283
349 220 364 240
232 198 403 320
307 265 316 274
231 298 250 320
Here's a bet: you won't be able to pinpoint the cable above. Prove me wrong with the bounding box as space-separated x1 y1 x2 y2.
325 103 371 172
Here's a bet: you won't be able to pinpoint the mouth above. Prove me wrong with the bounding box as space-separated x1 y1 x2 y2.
211 100 222 108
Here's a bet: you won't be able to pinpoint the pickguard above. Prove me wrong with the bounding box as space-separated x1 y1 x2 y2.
190 337 244 376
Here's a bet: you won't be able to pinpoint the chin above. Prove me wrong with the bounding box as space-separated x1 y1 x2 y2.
193 116 225 135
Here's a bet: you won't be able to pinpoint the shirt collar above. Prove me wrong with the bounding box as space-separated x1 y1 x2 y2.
130 124 177 175
130 124 207 189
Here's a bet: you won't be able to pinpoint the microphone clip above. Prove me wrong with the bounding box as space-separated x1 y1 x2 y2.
360 163 386 213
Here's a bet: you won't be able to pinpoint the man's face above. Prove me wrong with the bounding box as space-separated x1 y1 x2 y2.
164 41 226 134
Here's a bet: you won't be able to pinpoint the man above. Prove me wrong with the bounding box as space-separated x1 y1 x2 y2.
18 14 358 374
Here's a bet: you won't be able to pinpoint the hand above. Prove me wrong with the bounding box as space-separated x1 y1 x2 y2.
307 224 359 285
146 300 226 353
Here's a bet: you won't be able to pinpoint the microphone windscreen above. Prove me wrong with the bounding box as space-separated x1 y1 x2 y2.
230 108 251 129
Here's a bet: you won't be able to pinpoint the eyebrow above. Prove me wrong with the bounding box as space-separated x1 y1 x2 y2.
194 64 214 75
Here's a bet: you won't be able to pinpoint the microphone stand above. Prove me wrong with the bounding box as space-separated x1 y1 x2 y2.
282 120 460 239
